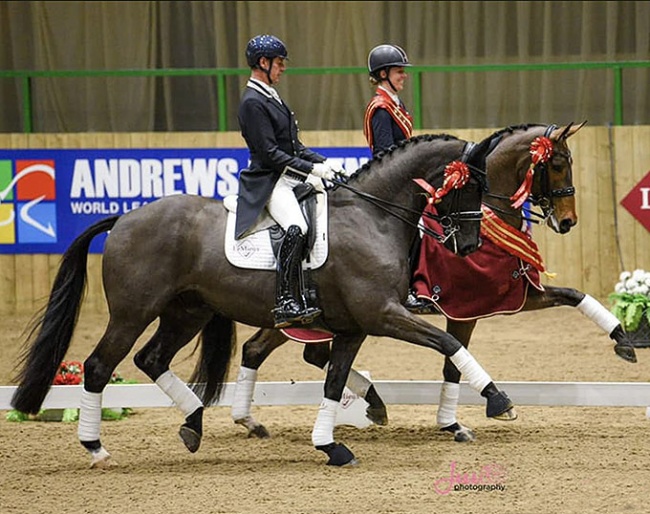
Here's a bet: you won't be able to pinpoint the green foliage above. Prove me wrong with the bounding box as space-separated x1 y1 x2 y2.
608 292 650 332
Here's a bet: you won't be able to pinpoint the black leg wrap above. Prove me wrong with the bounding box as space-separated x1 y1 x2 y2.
179 407 203 453
315 442 358 467
485 390 514 418
81 439 102 452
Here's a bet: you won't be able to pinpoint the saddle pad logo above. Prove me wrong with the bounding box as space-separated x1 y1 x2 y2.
0 159 57 244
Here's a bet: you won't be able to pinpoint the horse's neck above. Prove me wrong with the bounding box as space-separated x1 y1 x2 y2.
353 140 458 209
487 133 534 230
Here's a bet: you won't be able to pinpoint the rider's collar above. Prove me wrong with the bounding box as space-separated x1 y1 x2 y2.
378 85 400 105
248 78 282 103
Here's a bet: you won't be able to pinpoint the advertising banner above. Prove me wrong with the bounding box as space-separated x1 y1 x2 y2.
0 147 371 254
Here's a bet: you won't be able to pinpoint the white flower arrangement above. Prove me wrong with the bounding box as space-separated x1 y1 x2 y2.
609 269 650 332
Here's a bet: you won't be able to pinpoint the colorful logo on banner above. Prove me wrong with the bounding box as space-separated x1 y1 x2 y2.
620 170 650 233
0 159 57 244
0 147 371 254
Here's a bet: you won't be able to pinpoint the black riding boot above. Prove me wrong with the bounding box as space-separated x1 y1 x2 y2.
404 235 435 314
273 225 322 328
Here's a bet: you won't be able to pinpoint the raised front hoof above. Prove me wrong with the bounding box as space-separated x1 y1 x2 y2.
486 390 517 420
366 405 388 426
315 442 358 467
614 343 637 363
493 407 518 421
440 422 476 442
179 425 202 453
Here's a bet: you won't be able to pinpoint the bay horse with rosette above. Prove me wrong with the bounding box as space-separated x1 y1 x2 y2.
11 133 516 468
227 122 633 441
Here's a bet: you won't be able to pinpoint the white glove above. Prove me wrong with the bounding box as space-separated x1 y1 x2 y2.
311 162 336 181
328 161 347 176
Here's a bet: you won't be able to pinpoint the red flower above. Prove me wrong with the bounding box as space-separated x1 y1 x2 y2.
53 361 84 385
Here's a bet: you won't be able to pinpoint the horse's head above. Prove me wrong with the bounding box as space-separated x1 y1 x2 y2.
346 135 488 256
416 137 490 256
483 122 586 234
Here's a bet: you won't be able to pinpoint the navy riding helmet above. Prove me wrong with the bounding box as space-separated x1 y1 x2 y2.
245 34 288 68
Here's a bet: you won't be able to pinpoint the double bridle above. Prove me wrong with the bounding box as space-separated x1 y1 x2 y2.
330 142 487 245
483 124 575 226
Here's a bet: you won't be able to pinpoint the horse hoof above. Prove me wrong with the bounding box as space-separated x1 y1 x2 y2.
486 390 515 419
179 425 202 453
493 407 518 421
366 406 388 426
316 442 359 467
614 343 637 363
440 422 476 442
89 447 115 469
234 416 271 438
247 425 271 439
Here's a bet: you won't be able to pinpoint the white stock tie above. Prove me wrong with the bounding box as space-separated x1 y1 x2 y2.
269 88 282 104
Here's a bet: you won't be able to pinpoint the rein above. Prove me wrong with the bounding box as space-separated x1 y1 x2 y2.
330 142 486 244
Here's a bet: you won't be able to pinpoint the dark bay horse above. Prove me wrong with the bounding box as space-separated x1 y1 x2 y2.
228 123 628 441
11 133 515 468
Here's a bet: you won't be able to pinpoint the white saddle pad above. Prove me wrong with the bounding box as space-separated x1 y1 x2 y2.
224 193 329 270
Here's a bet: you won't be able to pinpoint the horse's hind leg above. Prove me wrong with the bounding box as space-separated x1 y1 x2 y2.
134 306 213 453
231 328 289 438
303 343 388 426
81 319 152 468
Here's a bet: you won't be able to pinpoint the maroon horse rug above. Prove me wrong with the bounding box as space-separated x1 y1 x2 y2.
412 205 548 321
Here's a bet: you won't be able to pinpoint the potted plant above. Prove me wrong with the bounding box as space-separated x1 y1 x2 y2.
6 361 134 422
608 269 650 347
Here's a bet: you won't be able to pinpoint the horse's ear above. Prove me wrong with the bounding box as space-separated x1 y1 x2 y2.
551 120 587 141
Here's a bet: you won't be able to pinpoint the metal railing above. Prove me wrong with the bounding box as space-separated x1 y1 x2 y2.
2 60 649 133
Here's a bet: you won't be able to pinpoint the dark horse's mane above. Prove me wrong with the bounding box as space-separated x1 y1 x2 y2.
347 133 462 181
349 125 550 183
483 123 548 152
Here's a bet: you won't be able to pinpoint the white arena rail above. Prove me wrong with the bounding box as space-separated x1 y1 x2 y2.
2 381 650 411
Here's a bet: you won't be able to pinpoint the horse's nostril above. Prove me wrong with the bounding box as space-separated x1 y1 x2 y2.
559 218 575 234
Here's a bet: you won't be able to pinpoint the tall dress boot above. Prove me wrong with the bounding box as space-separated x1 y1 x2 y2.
273 225 322 328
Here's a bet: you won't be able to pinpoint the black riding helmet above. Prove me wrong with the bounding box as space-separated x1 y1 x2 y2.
368 44 411 92
246 34 288 83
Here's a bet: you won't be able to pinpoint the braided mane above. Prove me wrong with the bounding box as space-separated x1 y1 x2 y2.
348 133 461 181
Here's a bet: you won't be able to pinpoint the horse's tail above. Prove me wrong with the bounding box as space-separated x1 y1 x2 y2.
189 313 237 406
11 216 120 414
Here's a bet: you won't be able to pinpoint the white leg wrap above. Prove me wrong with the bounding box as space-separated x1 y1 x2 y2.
311 398 338 447
155 370 203 417
346 369 372 398
577 294 621 335
449 347 492 393
231 366 257 421
436 381 460 427
78 389 102 442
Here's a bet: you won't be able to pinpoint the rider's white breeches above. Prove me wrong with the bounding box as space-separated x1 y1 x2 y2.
267 175 308 234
